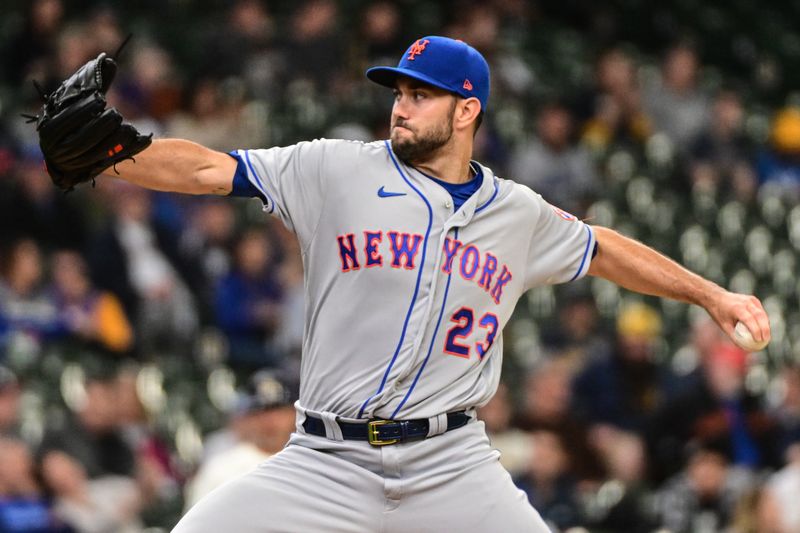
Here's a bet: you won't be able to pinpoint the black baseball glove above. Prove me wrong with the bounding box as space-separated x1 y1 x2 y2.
27 52 152 191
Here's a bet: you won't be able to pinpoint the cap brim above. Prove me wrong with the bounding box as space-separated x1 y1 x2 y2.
366 66 462 97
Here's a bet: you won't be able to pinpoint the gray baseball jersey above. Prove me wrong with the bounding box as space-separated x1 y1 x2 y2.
174 138 593 532
230 138 595 421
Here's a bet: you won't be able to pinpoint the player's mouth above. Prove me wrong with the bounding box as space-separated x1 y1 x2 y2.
392 126 414 135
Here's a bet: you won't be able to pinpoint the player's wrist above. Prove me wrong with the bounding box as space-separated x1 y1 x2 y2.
694 280 727 311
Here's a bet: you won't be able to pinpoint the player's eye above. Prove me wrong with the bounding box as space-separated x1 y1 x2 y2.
392 89 401 100
414 91 426 101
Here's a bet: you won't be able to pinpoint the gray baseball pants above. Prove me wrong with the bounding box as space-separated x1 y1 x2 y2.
172 420 551 532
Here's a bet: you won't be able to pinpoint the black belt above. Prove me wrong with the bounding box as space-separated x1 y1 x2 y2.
302 412 470 446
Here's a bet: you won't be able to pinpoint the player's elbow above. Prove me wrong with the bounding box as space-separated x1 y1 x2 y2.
190 152 236 195
586 226 618 278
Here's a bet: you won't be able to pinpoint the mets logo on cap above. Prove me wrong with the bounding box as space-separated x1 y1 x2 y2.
407 39 430 60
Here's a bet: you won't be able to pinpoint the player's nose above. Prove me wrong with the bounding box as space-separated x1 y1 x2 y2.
392 96 411 120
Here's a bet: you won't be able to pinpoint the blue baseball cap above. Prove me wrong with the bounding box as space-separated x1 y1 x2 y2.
366 36 490 111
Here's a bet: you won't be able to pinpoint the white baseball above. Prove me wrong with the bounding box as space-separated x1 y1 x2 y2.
733 321 769 352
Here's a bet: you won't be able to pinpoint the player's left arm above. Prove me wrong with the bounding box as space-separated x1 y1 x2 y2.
587 225 770 344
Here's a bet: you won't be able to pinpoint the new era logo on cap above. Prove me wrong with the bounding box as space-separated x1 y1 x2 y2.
365 35 490 111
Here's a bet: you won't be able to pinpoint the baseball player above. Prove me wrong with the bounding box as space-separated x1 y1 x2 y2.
35 36 770 532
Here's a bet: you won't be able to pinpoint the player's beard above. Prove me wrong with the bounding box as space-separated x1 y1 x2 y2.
391 103 455 164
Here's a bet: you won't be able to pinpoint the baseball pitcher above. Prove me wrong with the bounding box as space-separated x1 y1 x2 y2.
31 36 770 532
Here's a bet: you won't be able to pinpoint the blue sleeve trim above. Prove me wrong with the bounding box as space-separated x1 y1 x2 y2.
241 150 276 214
227 153 266 202
568 224 594 282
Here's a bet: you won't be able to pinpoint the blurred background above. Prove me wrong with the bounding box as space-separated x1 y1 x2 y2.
1 0 800 531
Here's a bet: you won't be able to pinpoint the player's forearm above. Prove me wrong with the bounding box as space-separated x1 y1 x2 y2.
102 139 236 195
587 226 724 308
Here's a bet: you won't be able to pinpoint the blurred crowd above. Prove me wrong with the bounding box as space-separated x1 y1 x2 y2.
2 0 800 531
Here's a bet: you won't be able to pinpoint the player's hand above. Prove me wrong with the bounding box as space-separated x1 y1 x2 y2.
703 288 770 347
27 51 152 192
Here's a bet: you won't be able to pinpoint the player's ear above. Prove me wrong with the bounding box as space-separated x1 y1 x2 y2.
455 97 482 133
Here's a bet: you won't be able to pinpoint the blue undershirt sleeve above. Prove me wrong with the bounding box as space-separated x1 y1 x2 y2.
227 152 267 202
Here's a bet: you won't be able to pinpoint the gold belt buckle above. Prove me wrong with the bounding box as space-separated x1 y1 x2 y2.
367 419 399 446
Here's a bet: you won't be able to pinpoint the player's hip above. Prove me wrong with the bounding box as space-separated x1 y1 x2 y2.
287 411 498 479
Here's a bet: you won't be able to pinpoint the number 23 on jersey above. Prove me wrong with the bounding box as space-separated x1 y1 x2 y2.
444 306 499 359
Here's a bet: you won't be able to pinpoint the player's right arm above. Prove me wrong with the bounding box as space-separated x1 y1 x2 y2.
102 139 236 195
108 136 337 248
587 226 770 344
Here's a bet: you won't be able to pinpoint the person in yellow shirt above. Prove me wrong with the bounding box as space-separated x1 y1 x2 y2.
50 250 133 353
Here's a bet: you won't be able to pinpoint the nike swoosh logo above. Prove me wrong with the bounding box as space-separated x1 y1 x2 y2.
377 186 406 198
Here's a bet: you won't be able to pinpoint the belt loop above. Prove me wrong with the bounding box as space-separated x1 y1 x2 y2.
426 413 448 437
320 411 344 441
294 401 307 433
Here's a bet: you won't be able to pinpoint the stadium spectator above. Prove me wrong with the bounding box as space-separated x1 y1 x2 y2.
514 430 583 530
38 372 137 479
770 365 800 461
87 181 198 354
0 366 22 439
655 444 755 533
667 312 728 399
214 228 284 371
177 199 238 323
478 382 531 477
360 1 404 65
583 426 655 533
0 238 62 348
197 410 248 465
688 89 757 201
758 442 800 533
539 288 611 365
0 154 88 250
578 47 652 152
115 368 181 515
590 424 647 485
184 370 296 508
756 105 800 198
40 449 143 533
194 0 275 80
273 224 305 360
1 0 64 85
571 302 670 433
53 24 97 83
516 359 603 482
0 437 67 532
446 4 500 56
284 0 344 91
166 77 268 152
84 5 124 57
50 250 134 354
649 342 782 483
642 42 711 151
117 43 181 124
509 101 599 217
